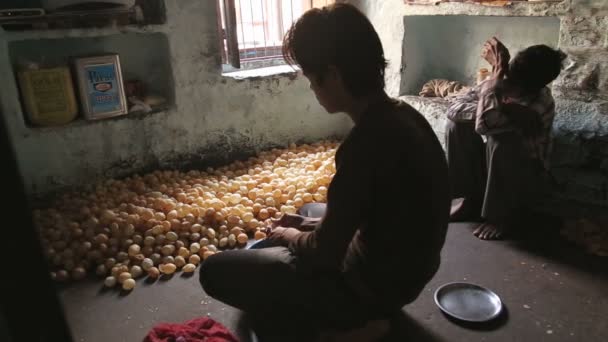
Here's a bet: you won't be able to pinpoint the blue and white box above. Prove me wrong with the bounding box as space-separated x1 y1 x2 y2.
74 54 127 120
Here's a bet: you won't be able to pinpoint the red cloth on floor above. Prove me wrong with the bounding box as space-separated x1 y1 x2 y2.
144 317 239 342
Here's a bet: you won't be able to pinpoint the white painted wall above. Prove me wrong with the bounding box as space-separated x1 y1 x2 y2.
0 0 351 198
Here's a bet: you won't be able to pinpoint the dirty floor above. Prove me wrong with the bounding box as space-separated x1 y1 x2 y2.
59 223 608 342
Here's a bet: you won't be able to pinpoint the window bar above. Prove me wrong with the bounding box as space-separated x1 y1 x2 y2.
237 0 247 61
268 0 279 56
249 0 257 59
223 0 240 68
260 0 268 58
215 0 227 63
290 0 294 25
276 0 284 41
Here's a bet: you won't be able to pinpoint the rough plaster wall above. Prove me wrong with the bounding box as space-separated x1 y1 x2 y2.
348 0 608 205
346 0 404 97
0 0 351 198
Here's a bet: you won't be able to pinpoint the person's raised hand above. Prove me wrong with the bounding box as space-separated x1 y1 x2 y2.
482 37 510 78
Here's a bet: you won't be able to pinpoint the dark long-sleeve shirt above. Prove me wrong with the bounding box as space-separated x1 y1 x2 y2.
289 97 451 308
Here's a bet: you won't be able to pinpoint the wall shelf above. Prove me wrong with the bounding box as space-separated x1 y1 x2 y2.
0 0 165 31
3 24 166 42
1 8 131 31
7 31 175 131
24 104 171 134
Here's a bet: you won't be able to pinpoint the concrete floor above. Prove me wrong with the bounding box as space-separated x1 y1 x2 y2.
59 223 608 342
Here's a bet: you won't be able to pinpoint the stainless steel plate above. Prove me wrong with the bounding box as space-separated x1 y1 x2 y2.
246 238 274 250
297 203 326 218
434 282 503 322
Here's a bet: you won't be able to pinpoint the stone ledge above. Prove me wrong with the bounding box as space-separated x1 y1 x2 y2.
400 95 450 147
400 0 569 17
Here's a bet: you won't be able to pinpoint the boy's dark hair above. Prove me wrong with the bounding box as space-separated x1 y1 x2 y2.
507 45 567 92
282 3 388 98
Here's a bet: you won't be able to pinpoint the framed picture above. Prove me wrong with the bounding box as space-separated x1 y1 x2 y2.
73 54 127 120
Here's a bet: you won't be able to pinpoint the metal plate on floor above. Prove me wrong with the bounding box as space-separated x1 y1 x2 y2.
434 282 503 322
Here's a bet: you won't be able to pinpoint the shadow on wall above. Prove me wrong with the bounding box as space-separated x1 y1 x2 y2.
400 15 561 96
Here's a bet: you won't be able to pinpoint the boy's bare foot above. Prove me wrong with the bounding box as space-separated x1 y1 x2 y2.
473 222 505 240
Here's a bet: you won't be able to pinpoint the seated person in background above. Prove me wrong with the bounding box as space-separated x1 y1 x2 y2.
446 37 566 240
199 3 451 341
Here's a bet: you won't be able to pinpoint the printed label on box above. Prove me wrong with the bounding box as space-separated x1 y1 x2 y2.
84 63 122 114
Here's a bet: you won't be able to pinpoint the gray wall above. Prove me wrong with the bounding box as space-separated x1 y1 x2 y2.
401 15 560 95
0 0 351 198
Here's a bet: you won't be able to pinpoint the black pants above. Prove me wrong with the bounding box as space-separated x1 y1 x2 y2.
199 246 385 341
446 120 547 223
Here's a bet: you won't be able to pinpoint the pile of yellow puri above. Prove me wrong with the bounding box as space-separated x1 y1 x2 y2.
36 141 338 291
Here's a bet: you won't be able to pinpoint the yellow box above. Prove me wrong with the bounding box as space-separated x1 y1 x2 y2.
18 67 78 126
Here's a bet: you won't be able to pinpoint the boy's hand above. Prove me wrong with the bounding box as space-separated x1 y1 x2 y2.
271 213 321 231
271 213 306 229
266 227 301 246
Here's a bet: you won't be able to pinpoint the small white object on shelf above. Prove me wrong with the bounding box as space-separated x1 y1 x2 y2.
128 96 152 114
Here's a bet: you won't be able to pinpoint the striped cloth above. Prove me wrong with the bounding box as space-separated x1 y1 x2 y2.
447 79 556 170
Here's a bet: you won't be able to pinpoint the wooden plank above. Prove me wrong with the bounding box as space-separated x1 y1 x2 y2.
0 8 131 30
223 0 241 68
0 0 167 30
